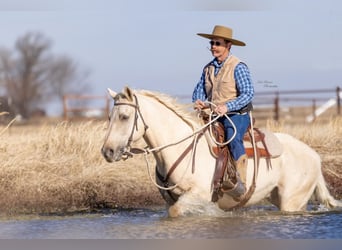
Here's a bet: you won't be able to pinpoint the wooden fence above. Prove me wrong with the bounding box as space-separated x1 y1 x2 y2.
252 86 341 124
62 87 341 124
63 94 110 120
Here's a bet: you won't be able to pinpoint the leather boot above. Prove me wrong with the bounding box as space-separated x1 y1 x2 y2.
221 154 248 198
236 154 248 186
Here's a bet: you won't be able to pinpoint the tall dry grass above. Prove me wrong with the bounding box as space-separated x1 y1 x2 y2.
0 120 162 216
0 116 341 216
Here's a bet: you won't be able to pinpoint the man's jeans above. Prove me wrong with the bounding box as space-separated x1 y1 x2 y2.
218 113 250 161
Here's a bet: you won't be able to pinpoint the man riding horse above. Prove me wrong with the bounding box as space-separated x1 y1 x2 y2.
192 25 254 198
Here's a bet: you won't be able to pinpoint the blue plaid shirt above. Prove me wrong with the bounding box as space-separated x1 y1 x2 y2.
192 56 254 112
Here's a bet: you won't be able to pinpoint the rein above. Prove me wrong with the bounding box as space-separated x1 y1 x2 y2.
112 95 225 191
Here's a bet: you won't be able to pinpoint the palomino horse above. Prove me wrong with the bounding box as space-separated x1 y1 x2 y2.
101 86 341 217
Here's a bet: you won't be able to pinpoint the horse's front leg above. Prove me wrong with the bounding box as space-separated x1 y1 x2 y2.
168 203 182 217
167 190 218 217
166 192 191 218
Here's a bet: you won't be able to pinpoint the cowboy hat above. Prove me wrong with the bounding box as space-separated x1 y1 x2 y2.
197 25 246 46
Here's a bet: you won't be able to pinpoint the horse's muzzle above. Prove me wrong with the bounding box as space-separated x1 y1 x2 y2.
101 146 123 162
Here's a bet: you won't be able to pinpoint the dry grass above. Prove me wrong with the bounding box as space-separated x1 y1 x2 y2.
0 120 163 216
0 116 341 216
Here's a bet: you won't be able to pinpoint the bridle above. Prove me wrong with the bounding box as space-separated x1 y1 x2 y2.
108 94 149 160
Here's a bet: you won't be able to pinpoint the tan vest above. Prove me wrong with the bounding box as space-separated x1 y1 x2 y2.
204 55 241 105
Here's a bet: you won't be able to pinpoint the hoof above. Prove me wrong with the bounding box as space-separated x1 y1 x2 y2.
168 205 181 217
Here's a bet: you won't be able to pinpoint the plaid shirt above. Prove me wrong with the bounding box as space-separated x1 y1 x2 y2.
192 56 254 112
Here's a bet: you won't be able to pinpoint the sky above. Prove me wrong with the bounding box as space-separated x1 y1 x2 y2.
0 0 341 115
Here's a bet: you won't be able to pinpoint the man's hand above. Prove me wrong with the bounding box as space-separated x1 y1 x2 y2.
214 104 228 116
194 99 208 110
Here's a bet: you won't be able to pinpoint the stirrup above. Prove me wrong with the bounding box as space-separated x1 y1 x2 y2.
221 179 246 199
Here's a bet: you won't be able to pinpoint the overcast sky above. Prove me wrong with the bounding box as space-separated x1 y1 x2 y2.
0 0 341 114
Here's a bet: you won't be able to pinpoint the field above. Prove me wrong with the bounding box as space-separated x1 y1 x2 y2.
0 116 341 216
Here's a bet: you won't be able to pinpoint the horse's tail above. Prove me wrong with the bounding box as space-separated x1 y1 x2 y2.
314 171 342 208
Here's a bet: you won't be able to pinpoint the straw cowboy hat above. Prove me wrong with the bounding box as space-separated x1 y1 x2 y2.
197 25 246 46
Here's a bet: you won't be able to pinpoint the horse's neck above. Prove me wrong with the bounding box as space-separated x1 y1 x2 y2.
139 96 197 165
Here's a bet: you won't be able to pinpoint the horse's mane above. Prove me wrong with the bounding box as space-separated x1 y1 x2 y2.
136 89 200 130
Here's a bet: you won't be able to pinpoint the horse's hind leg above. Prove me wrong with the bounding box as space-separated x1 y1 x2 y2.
277 182 317 211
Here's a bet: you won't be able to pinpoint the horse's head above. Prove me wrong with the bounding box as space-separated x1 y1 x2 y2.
101 86 147 162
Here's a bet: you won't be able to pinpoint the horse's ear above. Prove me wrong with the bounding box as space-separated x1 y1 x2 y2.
123 86 134 101
107 88 117 98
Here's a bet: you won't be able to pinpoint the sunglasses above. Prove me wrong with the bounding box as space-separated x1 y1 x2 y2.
209 41 222 46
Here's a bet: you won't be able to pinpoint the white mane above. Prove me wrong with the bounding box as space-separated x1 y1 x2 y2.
137 89 200 130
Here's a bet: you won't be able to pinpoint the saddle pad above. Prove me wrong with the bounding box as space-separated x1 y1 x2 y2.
244 128 283 158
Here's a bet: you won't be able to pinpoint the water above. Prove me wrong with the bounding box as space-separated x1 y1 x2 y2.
0 205 341 239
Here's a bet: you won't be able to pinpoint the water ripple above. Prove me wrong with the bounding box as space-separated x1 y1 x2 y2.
0 206 341 238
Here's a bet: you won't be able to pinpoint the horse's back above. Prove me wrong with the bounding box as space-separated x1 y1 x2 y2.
275 132 321 162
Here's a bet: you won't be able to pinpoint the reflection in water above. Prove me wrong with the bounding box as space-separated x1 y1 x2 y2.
0 206 341 239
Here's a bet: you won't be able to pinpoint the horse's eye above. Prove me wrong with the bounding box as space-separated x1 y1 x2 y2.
119 113 129 120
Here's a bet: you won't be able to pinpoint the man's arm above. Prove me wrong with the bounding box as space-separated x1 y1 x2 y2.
192 71 207 102
226 62 254 112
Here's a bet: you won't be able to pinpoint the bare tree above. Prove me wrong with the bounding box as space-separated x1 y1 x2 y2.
48 55 90 100
0 31 90 119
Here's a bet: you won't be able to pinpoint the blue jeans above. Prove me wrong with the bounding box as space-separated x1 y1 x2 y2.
218 113 250 161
